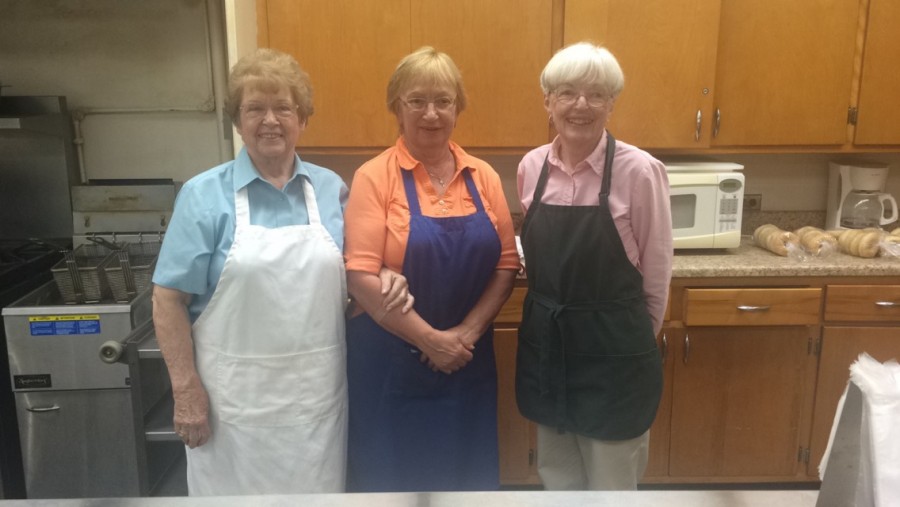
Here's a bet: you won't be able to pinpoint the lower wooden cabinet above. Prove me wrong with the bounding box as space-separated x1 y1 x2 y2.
492 280 897 486
669 325 818 479
809 326 900 476
494 327 539 485
808 283 900 475
643 325 678 480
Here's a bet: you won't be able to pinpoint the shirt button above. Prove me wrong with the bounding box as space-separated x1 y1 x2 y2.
439 199 445 205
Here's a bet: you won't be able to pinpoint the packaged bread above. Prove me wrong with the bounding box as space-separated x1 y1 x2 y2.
793 226 838 256
880 232 900 257
753 224 800 256
836 228 883 258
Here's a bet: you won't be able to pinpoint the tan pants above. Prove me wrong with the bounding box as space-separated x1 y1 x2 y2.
536 425 649 490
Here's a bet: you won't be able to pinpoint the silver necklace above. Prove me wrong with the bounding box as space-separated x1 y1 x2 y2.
427 169 448 186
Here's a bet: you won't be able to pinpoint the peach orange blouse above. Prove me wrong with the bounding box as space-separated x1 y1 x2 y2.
344 137 520 275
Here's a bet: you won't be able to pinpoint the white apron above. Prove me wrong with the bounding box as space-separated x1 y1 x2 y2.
186 180 347 496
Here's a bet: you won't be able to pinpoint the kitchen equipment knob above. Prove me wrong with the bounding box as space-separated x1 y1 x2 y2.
99 340 125 364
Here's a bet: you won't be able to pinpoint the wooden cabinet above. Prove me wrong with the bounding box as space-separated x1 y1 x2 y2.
493 288 539 485
808 285 900 474
853 0 900 145
495 278 899 485
644 324 678 479
564 0 861 149
564 0 722 149
711 0 860 146
258 0 552 149
410 0 553 148
259 0 410 148
668 288 820 479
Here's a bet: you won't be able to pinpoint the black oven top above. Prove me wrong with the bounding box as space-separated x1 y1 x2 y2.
0 239 66 288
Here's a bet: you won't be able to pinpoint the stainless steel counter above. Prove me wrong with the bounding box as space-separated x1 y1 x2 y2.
0 490 820 507
673 236 900 278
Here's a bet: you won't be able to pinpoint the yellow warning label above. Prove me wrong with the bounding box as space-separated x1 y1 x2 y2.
28 315 101 322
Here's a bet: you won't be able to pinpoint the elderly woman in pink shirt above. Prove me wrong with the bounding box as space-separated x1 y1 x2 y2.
515 42 673 491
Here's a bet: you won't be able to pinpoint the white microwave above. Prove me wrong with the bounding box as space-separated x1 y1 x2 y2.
666 162 745 249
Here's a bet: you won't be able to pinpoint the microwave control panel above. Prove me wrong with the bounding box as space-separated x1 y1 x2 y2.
716 175 745 232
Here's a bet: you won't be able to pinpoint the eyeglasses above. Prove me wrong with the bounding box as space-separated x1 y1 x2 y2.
401 96 456 112
553 89 610 108
240 102 299 120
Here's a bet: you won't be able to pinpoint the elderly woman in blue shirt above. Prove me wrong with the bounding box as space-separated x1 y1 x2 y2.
151 48 409 496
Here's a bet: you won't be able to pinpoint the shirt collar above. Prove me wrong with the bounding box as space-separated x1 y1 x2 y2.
232 147 307 192
395 137 478 174
548 130 608 175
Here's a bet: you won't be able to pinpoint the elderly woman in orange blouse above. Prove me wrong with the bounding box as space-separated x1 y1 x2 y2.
342 46 519 492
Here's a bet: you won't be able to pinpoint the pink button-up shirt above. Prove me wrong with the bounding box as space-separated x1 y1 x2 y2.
517 131 673 335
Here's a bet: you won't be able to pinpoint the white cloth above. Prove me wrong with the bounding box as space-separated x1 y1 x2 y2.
818 353 900 507
186 181 347 496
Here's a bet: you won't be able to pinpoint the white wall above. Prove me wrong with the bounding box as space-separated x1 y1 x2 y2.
0 0 232 184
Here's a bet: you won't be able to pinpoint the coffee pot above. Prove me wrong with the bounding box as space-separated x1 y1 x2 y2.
840 189 898 229
827 163 899 229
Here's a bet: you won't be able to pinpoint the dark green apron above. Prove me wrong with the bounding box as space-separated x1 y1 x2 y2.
516 133 662 440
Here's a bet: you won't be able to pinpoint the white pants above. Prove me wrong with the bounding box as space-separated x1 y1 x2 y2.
537 425 649 490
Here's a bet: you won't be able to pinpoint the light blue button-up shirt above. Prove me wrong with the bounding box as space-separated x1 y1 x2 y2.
152 148 348 321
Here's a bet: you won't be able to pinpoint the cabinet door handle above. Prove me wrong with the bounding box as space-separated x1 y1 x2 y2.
713 108 721 138
26 404 61 413
661 333 668 364
875 301 898 307
737 305 771 312
683 334 690 364
695 110 702 141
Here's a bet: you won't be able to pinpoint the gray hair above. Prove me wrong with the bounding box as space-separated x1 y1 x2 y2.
540 42 624 98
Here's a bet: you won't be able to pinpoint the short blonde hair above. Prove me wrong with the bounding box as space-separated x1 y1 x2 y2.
225 48 314 125
540 42 624 98
386 46 467 115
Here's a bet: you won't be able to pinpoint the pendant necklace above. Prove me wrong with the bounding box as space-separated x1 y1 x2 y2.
427 170 446 187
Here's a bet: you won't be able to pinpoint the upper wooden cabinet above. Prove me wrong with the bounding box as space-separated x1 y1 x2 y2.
258 0 409 148
411 0 553 148
711 0 860 146
853 0 900 145
564 0 722 149
565 0 862 149
258 0 552 149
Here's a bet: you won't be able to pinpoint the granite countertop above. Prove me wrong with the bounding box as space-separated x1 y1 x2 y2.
673 236 900 278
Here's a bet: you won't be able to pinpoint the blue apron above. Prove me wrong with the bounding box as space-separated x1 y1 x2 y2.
346 169 502 492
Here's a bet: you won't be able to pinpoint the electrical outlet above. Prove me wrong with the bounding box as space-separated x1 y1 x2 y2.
744 194 762 211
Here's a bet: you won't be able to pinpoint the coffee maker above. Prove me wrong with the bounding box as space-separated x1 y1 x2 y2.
826 162 899 229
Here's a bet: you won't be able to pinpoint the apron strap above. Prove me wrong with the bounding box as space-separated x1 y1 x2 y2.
401 168 483 216
521 132 616 240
